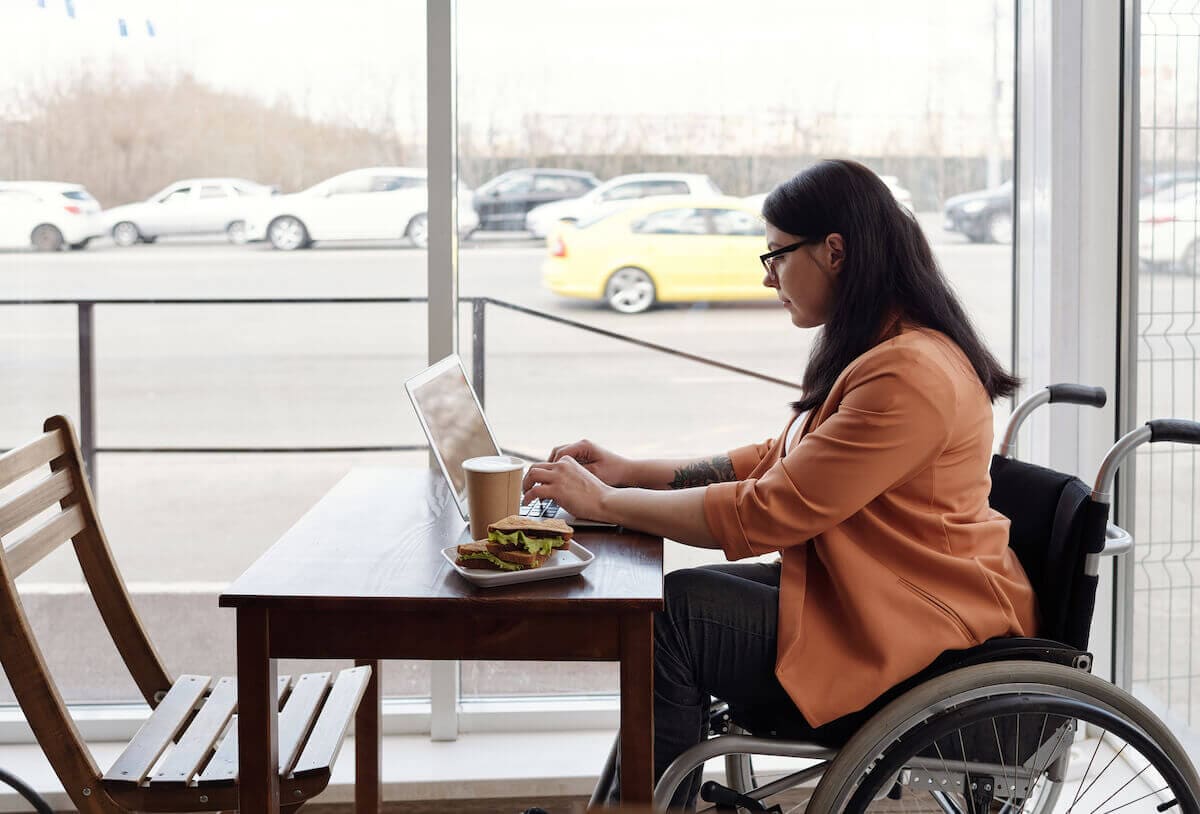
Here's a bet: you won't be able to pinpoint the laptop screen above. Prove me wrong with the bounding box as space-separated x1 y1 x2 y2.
407 358 502 501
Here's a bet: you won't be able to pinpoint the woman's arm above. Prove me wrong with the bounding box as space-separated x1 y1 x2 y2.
599 485 721 547
538 439 738 490
522 457 721 549
628 455 736 490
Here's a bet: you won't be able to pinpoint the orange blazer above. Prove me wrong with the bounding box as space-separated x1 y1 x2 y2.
702 325 1038 727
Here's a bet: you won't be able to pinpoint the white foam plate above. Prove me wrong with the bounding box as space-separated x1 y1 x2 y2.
442 540 595 588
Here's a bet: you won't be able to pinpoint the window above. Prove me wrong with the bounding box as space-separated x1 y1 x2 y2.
1 0 1017 729
534 174 590 194
329 174 374 195
1132 0 1200 741
638 180 690 197
372 175 425 192
633 207 708 235
600 182 648 201
0 0 430 709
710 208 764 236
494 172 534 195
199 185 227 199
457 0 1016 703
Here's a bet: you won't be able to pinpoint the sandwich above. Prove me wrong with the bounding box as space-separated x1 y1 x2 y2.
455 515 575 571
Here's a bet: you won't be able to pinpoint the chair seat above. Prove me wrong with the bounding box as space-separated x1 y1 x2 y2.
101 665 370 812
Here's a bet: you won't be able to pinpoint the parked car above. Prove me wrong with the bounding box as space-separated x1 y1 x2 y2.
879 175 915 212
1138 181 1200 273
744 171 913 214
525 172 722 239
542 195 774 314
103 178 277 246
1141 170 1200 198
943 180 1012 244
243 167 478 250
473 168 598 232
0 181 103 251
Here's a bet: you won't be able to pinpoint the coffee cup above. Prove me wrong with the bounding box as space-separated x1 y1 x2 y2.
463 455 524 541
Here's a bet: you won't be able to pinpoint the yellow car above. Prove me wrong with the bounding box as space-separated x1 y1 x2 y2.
541 195 776 313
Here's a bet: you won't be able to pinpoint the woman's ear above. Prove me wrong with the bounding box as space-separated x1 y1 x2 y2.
825 233 846 275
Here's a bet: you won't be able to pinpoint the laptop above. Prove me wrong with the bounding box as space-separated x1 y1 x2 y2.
405 354 617 529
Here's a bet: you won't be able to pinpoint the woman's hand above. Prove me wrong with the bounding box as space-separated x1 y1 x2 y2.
522 456 615 522
540 439 635 488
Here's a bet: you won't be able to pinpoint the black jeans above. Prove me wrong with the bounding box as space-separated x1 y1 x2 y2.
598 561 834 810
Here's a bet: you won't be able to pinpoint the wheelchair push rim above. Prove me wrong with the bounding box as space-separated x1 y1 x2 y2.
807 661 1200 813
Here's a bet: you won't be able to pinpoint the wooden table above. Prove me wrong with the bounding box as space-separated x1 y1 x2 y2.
220 467 664 812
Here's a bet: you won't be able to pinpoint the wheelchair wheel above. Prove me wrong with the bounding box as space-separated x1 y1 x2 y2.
724 724 757 792
808 661 1200 813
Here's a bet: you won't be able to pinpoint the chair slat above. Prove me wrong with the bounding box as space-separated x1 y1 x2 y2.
104 675 211 785
0 468 74 538
197 675 293 785
4 503 85 578
278 672 331 776
150 677 237 786
293 665 371 777
0 429 67 489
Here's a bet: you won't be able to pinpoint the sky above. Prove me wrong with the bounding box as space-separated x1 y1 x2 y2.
0 0 1015 155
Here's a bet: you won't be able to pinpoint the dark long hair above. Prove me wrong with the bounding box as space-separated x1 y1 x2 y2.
763 159 1020 414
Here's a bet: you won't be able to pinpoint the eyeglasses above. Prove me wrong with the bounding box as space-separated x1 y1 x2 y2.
759 240 810 276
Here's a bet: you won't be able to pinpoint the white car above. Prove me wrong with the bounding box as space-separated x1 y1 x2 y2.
744 173 915 215
525 173 722 239
103 178 277 246
243 167 479 250
878 175 915 212
1139 181 1200 272
0 181 103 251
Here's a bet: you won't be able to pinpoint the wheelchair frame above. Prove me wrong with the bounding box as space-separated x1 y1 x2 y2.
647 384 1200 812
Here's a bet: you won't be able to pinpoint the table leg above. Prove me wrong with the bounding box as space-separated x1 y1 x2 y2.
619 612 654 804
355 659 382 814
237 608 279 813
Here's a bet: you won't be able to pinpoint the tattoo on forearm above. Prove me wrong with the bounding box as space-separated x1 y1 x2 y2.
669 456 736 489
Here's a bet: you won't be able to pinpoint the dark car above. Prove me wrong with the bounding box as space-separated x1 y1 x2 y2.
472 168 599 231
943 180 1012 244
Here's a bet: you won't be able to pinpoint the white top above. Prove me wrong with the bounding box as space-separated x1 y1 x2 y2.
785 411 809 453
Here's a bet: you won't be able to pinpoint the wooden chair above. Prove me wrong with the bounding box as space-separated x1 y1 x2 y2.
0 415 370 812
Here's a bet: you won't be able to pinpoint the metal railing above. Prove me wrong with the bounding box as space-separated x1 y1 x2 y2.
1 295 801 486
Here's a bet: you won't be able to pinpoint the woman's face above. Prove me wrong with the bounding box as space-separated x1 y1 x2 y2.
762 223 844 328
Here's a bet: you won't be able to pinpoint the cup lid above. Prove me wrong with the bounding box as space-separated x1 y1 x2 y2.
462 455 524 473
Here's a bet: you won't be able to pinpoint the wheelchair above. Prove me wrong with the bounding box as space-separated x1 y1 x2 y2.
622 384 1200 812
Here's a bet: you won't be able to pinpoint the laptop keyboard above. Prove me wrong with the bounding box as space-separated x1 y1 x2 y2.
519 499 560 519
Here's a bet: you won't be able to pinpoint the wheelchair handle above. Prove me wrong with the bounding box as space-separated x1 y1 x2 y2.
1092 419 1200 503
1148 419 1200 445
1048 384 1108 408
999 384 1108 458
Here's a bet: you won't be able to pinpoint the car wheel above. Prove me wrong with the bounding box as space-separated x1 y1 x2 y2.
986 210 1013 244
68 239 90 250
112 221 141 247
31 224 64 251
407 213 429 249
604 267 656 314
226 220 248 245
268 216 309 251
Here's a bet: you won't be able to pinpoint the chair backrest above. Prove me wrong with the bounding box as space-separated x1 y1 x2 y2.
0 416 171 811
988 454 1110 650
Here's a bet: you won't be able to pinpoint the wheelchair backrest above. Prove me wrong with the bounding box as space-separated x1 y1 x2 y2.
988 455 1109 650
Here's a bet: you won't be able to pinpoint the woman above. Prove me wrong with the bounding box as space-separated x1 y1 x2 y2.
521 159 1039 808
